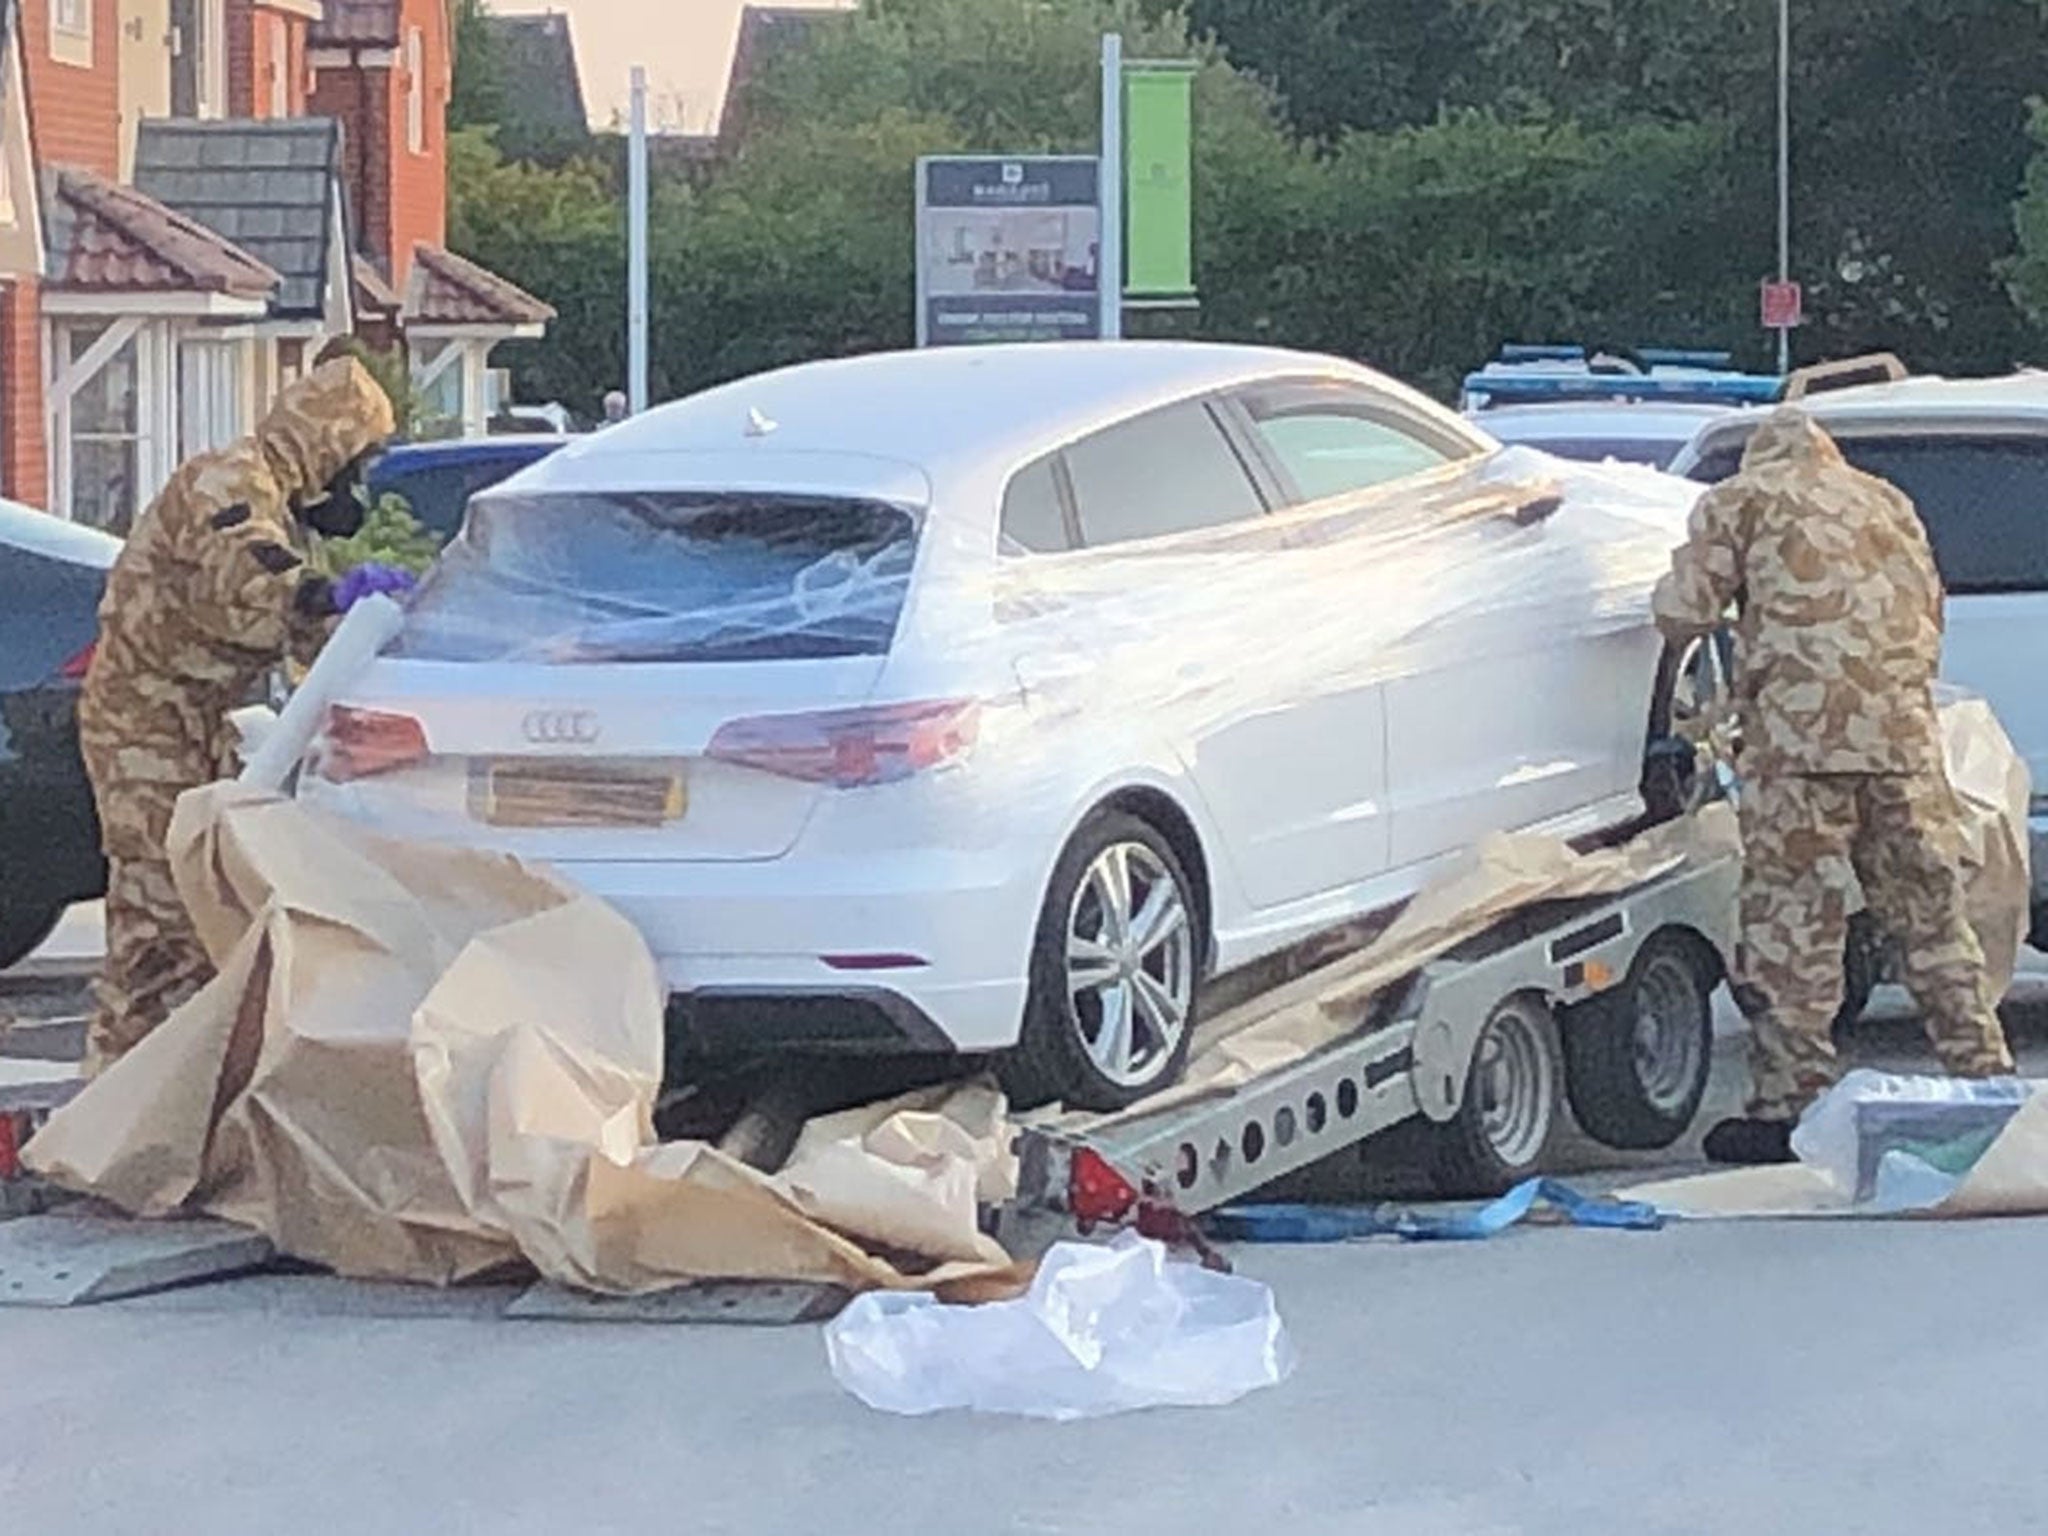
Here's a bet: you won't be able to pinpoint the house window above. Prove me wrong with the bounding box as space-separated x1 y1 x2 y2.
267 18 290 117
171 0 227 117
67 326 142 534
405 26 425 154
177 339 247 461
50 0 91 67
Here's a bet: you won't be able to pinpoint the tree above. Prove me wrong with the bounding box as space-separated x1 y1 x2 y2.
448 0 506 133
447 127 627 413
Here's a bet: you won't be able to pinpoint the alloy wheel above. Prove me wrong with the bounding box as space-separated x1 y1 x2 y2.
1065 841 1195 1089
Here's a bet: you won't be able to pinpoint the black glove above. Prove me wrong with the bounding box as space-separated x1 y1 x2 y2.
294 573 338 619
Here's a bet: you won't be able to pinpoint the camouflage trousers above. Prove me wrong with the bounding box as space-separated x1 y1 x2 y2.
1735 771 2014 1122
80 763 216 1074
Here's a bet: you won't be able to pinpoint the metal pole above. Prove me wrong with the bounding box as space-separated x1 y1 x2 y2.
1099 32 1123 341
1776 0 1790 376
628 65 651 413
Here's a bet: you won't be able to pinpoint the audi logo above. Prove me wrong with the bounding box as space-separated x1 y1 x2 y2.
522 709 601 746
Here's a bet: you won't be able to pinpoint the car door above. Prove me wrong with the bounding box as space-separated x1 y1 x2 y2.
1228 379 1619 873
1831 429 2048 796
1000 394 1392 914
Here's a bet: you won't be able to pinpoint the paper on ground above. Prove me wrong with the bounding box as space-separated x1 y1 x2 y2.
1623 1094 2048 1220
26 784 1012 1293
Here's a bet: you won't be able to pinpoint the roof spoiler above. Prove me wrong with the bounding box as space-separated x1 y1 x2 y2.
1782 353 1908 401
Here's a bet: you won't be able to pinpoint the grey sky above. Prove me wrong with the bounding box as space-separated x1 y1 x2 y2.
490 0 850 134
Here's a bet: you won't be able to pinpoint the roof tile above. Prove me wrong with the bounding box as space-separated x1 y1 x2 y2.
405 245 556 329
133 119 344 320
44 166 281 300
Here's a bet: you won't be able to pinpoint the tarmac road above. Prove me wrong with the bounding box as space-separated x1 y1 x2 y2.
5 929 2048 1534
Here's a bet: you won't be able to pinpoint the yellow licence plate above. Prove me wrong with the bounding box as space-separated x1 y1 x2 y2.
470 759 688 829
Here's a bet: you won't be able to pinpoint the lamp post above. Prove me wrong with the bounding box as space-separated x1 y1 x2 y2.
628 66 650 415
1776 0 1791 376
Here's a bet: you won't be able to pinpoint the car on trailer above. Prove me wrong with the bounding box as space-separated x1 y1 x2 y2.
301 342 1716 1110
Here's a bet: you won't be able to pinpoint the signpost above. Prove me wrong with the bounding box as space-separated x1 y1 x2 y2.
912 35 1196 349
914 156 1104 347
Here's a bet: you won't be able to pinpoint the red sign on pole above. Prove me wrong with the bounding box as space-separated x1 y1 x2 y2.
1760 279 1804 330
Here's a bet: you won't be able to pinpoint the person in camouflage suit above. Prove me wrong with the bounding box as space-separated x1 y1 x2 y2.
77 358 397 1069
1654 406 2015 1164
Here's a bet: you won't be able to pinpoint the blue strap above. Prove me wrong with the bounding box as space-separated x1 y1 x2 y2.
1208 1179 1664 1244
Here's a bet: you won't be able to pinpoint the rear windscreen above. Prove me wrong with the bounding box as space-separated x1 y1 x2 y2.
392 491 919 663
1683 430 2048 594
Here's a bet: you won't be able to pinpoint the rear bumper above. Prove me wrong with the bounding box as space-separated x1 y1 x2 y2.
666 986 958 1056
555 847 1043 1057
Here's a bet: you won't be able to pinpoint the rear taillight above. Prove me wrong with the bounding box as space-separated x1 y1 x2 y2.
319 705 429 782
705 700 979 788
57 641 95 682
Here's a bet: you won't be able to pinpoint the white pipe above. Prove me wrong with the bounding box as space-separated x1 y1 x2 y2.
628 65 651 414
1099 32 1122 342
238 594 406 792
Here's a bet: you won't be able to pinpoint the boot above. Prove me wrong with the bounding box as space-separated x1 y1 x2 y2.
1702 1117 1796 1166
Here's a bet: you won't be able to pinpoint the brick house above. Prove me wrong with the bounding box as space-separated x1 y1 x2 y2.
2 0 551 528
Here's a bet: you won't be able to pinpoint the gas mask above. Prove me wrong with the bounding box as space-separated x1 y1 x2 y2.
297 451 373 539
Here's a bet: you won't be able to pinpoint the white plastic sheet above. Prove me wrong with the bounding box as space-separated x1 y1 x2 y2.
385 454 1697 700
824 1232 1294 1419
1792 1069 2040 1211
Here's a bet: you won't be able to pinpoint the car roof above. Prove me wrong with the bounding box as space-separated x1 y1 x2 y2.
1670 371 2048 474
1476 401 1739 440
374 436 573 468
0 500 120 568
535 342 1472 499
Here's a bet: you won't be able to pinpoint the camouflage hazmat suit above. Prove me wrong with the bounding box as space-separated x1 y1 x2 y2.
1653 407 2014 1121
78 359 396 1067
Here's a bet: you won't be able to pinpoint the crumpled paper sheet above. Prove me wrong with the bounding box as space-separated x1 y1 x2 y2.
1621 1092 2048 1221
1937 692 2031 1001
26 784 1011 1293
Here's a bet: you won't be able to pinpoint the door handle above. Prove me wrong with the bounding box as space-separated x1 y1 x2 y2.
1508 492 1564 527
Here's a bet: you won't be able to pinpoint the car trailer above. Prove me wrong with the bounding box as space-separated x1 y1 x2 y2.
999 846 1738 1250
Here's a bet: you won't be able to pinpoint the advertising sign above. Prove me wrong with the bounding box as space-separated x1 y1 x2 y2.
915 156 1101 347
1123 63 1196 301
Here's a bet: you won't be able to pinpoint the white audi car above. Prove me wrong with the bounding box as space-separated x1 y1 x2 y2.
299 343 1702 1109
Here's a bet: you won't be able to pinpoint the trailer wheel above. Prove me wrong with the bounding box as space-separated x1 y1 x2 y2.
1563 932 1715 1151
1429 994 1562 1196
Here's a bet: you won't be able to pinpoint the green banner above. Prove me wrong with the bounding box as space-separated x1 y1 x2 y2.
1123 64 1195 300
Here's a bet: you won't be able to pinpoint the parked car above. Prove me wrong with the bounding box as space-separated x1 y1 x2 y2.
366 436 572 543
1670 367 2048 947
0 503 116 968
1463 345 1778 470
300 342 1704 1108
1477 401 1744 470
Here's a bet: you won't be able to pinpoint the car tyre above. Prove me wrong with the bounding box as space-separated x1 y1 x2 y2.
0 902 64 973
1002 811 1202 1113
1428 993 1563 1197
1563 932 1716 1151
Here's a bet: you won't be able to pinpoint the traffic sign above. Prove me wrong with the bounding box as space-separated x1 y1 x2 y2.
1760 279 1804 330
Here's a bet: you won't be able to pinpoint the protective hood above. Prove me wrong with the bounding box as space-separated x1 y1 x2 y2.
1740 405 1847 476
257 357 397 506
